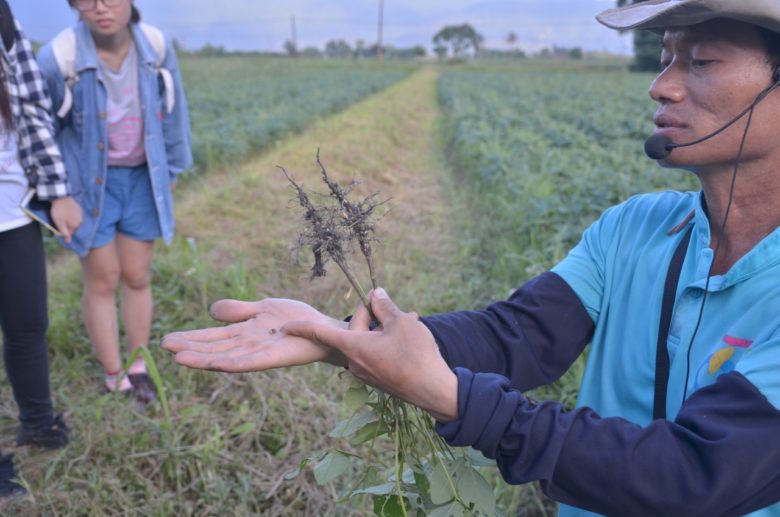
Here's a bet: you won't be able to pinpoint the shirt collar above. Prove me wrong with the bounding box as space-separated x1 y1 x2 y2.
686 190 780 287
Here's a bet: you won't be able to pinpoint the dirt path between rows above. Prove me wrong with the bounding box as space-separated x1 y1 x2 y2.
175 66 459 316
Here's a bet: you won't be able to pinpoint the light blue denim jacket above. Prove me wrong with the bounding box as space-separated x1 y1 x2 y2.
36 21 192 256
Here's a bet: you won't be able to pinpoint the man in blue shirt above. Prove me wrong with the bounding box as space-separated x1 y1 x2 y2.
163 1 780 515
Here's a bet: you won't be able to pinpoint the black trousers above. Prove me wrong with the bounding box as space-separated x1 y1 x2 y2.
0 222 53 428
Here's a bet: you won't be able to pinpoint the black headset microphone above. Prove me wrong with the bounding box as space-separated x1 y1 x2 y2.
643 68 780 405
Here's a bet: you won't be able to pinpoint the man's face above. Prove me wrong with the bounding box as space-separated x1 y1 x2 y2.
648 19 780 172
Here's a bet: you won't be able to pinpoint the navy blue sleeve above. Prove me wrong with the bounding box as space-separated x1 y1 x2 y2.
436 368 780 516
420 272 594 391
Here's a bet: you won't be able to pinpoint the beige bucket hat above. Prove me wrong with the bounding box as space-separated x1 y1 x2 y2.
597 0 780 34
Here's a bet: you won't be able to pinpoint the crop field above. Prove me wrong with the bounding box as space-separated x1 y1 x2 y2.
2 59 699 516
439 65 695 304
181 57 415 172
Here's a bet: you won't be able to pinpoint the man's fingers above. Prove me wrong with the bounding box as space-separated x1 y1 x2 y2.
369 288 403 324
161 333 244 353
173 343 320 372
349 304 372 331
173 351 250 372
209 299 263 322
162 325 239 349
282 320 355 352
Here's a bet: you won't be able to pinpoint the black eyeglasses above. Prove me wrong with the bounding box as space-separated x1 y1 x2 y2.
73 0 124 12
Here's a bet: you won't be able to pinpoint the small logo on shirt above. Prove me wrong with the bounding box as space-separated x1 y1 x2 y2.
693 335 754 390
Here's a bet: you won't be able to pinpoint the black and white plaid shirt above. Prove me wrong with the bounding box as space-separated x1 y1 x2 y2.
1 20 69 200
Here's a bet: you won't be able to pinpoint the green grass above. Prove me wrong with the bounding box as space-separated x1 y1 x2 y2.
10 239 361 515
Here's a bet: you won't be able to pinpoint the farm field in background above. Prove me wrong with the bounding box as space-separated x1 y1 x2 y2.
440 64 697 305
181 57 415 172
0 59 699 515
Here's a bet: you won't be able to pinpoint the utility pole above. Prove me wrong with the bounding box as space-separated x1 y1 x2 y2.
291 16 298 57
377 0 384 63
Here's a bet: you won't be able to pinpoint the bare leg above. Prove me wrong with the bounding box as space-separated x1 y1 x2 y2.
80 241 122 374
116 235 154 355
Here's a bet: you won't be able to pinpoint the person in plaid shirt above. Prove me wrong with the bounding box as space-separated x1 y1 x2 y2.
0 0 81 498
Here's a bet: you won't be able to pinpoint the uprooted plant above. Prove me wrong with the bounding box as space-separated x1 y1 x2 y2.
279 151 496 517
279 150 381 310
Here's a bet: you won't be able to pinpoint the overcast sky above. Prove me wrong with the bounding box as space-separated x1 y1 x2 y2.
9 0 632 55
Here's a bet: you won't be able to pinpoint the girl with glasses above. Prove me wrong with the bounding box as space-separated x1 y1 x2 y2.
37 0 192 403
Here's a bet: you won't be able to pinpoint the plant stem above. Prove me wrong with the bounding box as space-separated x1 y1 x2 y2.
332 257 379 322
393 398 409 517
332 258 369 308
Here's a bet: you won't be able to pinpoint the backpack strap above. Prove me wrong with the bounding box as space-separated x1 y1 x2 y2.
50 27 78 118
50 23 175 118
139 23 174 114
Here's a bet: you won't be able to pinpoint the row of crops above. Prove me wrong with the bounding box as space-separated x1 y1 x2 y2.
439 64 697 306
180 57 415 172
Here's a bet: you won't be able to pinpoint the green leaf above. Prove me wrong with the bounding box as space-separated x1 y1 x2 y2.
330 409 377 438
352 482 396 497
429 460 456 505
283 467 301 481
455 464 495 516
313 450 351 485
413 470 431 503
124 346 171 424
463 448 496 468
427 502 465 517
344 384 370 411
228 422 254 437
350 420 389 446
373 495 407 517
179 404 209 418
94 394 111 423
283 458 310 480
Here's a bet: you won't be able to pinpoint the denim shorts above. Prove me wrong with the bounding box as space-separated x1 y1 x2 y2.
92 164 162 249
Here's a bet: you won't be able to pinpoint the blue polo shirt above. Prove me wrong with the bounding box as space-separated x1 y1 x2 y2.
553 191 780 517
426 190 780 516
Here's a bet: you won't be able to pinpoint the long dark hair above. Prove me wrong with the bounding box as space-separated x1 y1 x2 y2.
0 0 14 129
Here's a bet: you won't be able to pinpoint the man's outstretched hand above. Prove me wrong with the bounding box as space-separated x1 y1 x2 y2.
283 288 458 422
162 290 458 422
161 298 348 371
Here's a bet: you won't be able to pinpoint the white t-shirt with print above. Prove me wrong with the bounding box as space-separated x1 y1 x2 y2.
98 42 146 167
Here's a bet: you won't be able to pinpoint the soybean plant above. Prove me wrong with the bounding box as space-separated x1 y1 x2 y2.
280 151 496 517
